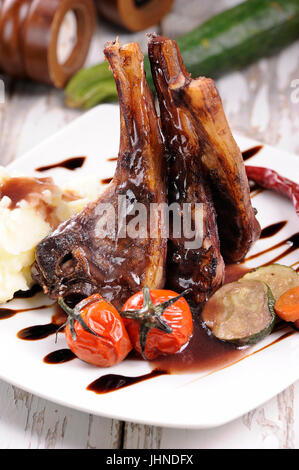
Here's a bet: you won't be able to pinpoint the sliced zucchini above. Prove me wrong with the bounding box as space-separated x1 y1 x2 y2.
241 264 299 301
202 280 275 346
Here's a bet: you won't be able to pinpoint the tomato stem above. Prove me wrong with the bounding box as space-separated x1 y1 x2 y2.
121 286 191 359
58 297 102 342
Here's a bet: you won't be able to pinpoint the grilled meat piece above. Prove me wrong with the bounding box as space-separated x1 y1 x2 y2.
148 35 225 305
149 35 260 264
32 40 167 309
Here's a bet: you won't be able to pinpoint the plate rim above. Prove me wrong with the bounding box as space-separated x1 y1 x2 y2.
2 103 298 429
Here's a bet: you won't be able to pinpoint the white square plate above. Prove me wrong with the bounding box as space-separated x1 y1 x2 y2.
0 104 298 429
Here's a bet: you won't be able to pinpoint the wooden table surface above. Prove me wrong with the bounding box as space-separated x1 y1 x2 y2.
0 0 298 449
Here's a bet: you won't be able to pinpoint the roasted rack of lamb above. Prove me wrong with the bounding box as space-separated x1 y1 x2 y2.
32 40 167 310
32 36 260 309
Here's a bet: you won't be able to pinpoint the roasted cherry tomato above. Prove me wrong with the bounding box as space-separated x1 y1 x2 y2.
121 287 193 360
59 294 132 367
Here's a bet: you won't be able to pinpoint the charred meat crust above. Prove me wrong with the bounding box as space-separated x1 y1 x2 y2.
148 34 225 305
177 77 261 262
32 39 167 310
149 35 260 264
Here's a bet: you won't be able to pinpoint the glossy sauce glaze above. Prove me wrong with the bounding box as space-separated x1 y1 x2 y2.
86 257 297 392
10 243 298 391
87 324 296 394
289 262 299 273
0 304 51 320
101 177 113 185
35 157 86 172
17 323 61 341
224 263 251 283
232 330 295 363
245 232 298 265
242 145 263 161
260 221 287 239
17 304 67 341
249 181 264 198
87 369 168 394
13 285 43 299
0 176 55 210
86 264 251 392
43 349 76 364
152 314 247 373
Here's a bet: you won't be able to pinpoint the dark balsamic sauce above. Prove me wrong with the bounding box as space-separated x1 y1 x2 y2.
11 224 298 392
87 325 296 394
249 182 260 192
245 232 298 265
289 262 299 273
197 328 296 378
152 317 246 374
242 145 263 161
249 183 260 192
35 157 86 172
244 330 295 356
224 263 251 283
87 264 252 392
250 188 264 198
0 304 51 320
13 284 43 299
249 181 264 198
43 349 76 364
87 369 168 394
17 304 67 341
52 303 68 325
101 177 113 185
18 323 61 340
149 261 296 375
260 221 287 239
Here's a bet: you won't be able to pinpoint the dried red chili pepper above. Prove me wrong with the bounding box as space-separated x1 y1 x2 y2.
246 166 299 217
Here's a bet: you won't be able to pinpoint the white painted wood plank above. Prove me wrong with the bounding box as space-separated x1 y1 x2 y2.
217 41 299 155
0 380 122 449
123 423 163 450
0 81 80 165
149 385 298 449
86 17 160 66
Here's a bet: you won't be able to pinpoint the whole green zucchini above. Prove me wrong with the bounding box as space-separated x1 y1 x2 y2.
65 0 299 109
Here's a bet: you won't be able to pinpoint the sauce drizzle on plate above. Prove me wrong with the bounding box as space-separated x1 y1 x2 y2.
245 232 298 265
17 305 67 340
87 369 168 394
43 349 76 364
35 156 86 172
242 145 263 161
260 221 287 239
101 177 113 185
13 285 43 299
0 304 51 320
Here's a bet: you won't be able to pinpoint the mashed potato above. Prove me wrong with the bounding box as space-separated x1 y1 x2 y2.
0 167 104 303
